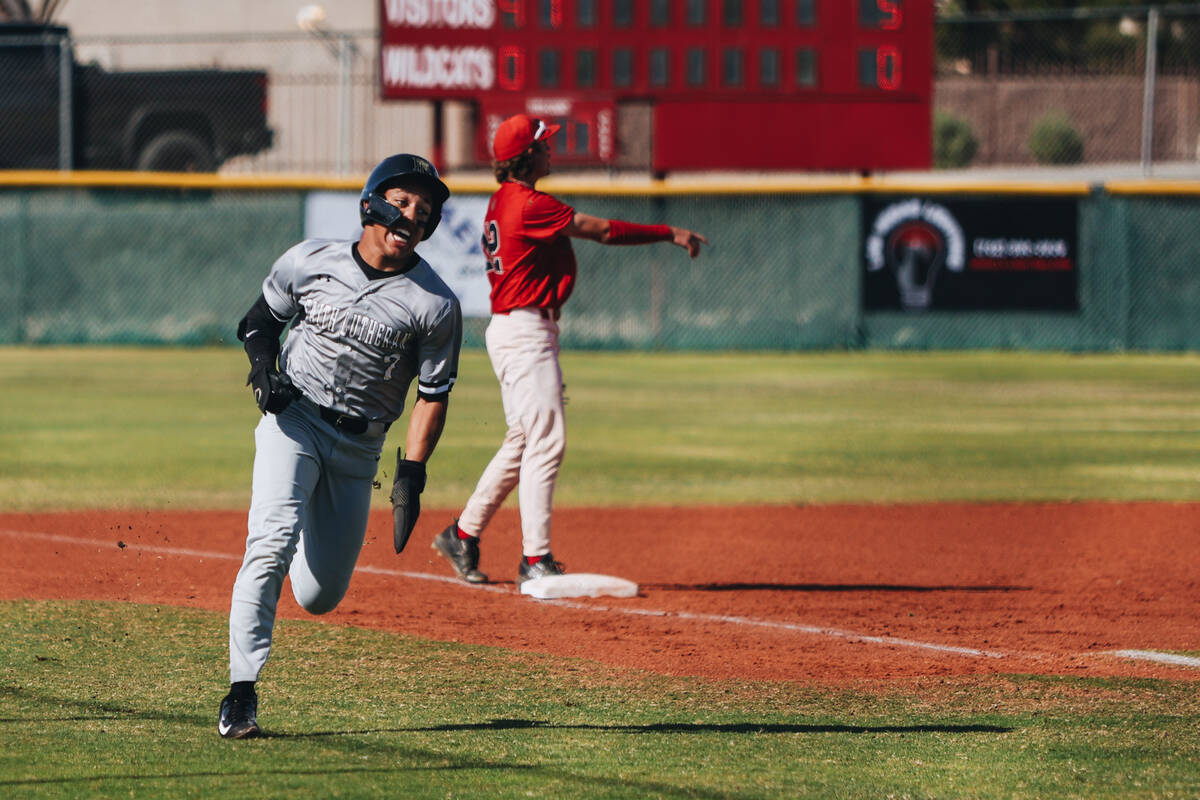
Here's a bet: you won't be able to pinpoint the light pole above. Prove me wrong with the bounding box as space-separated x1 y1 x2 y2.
297 4 357 175
1139 8 1159 177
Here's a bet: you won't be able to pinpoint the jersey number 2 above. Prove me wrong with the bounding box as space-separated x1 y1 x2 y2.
482 220 503 275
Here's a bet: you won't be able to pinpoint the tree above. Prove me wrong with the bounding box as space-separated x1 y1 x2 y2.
937 1 1200 75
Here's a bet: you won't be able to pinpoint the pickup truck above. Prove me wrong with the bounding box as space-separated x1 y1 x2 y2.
0 23 273 171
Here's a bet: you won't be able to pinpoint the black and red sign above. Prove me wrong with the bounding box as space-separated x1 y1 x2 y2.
862 196 1078 312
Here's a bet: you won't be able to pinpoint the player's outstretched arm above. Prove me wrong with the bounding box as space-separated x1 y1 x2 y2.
563 212 610 242
565 212 707 257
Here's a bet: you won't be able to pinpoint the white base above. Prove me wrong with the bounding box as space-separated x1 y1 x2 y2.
519 573 639 599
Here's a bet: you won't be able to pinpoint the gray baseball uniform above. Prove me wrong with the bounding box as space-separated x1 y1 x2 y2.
229 238 461 684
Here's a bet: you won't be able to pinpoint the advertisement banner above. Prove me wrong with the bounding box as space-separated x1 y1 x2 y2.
862 196 1078 312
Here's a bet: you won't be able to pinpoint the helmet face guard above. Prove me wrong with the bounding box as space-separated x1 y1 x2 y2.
360 154 450 240
362 193 418 232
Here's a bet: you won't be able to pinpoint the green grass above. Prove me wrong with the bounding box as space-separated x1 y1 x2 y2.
2 600 1198 800
4 347 1200 509
7 347 1200 510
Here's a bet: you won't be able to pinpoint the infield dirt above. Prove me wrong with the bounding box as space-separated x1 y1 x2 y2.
2 503 1198 683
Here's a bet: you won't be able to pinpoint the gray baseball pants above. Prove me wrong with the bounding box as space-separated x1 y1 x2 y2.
228 398 384 683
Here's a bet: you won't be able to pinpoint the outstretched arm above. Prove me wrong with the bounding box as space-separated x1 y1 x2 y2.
564 212 708 258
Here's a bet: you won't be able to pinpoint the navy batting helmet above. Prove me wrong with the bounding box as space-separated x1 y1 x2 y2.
360 154 450 240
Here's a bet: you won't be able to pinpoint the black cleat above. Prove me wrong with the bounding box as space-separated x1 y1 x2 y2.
432 522 488 583
517 553 565 585
218 687 261 739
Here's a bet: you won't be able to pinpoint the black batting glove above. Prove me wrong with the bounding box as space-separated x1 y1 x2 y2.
390 455 427 553
247 360 299 414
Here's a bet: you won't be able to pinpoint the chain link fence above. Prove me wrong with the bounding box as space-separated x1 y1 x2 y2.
0 186 858 350
936 4 1200 172
3 182 1200 351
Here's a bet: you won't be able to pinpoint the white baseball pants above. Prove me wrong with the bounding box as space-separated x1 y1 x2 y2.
457 308 566 557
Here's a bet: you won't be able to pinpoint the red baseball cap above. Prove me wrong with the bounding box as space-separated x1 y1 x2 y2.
493 114 561 161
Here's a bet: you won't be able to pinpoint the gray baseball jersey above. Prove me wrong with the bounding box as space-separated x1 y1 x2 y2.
264 238 462 423
228 237 462 685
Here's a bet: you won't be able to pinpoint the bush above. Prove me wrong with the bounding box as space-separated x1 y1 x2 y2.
1029 113 1085 164
933 112 979 168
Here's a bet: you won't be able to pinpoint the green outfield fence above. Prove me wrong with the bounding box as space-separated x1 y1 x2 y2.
1 172 1199 351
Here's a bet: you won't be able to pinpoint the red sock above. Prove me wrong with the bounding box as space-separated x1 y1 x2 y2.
456 525 474 540
524 554 543 565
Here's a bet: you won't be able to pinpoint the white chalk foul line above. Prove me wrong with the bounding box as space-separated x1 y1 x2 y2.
534 597 1005 658
0 529 510 592
1106 650 1200 669
7 529 1197 668
0 527 246 566
0 528 1004 658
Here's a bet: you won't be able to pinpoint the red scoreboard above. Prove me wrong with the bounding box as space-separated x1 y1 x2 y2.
379 0 931 171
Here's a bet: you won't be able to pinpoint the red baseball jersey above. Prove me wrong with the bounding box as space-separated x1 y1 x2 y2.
481 182 577 314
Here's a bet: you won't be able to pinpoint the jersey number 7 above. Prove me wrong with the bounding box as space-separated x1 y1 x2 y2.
482 220 503 275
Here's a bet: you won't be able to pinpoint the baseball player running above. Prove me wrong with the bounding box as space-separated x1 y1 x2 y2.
431 114 706 586
218 154 462 739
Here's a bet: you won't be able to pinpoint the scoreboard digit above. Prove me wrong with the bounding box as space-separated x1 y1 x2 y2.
861 0 903 31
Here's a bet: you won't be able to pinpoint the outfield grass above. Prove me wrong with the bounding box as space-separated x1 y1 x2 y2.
3 347 1200 509
2 601 1198 800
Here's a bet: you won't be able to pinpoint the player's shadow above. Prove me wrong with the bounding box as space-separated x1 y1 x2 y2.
640 582 1032 593
282 718 1012 738
0 687 1011 744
